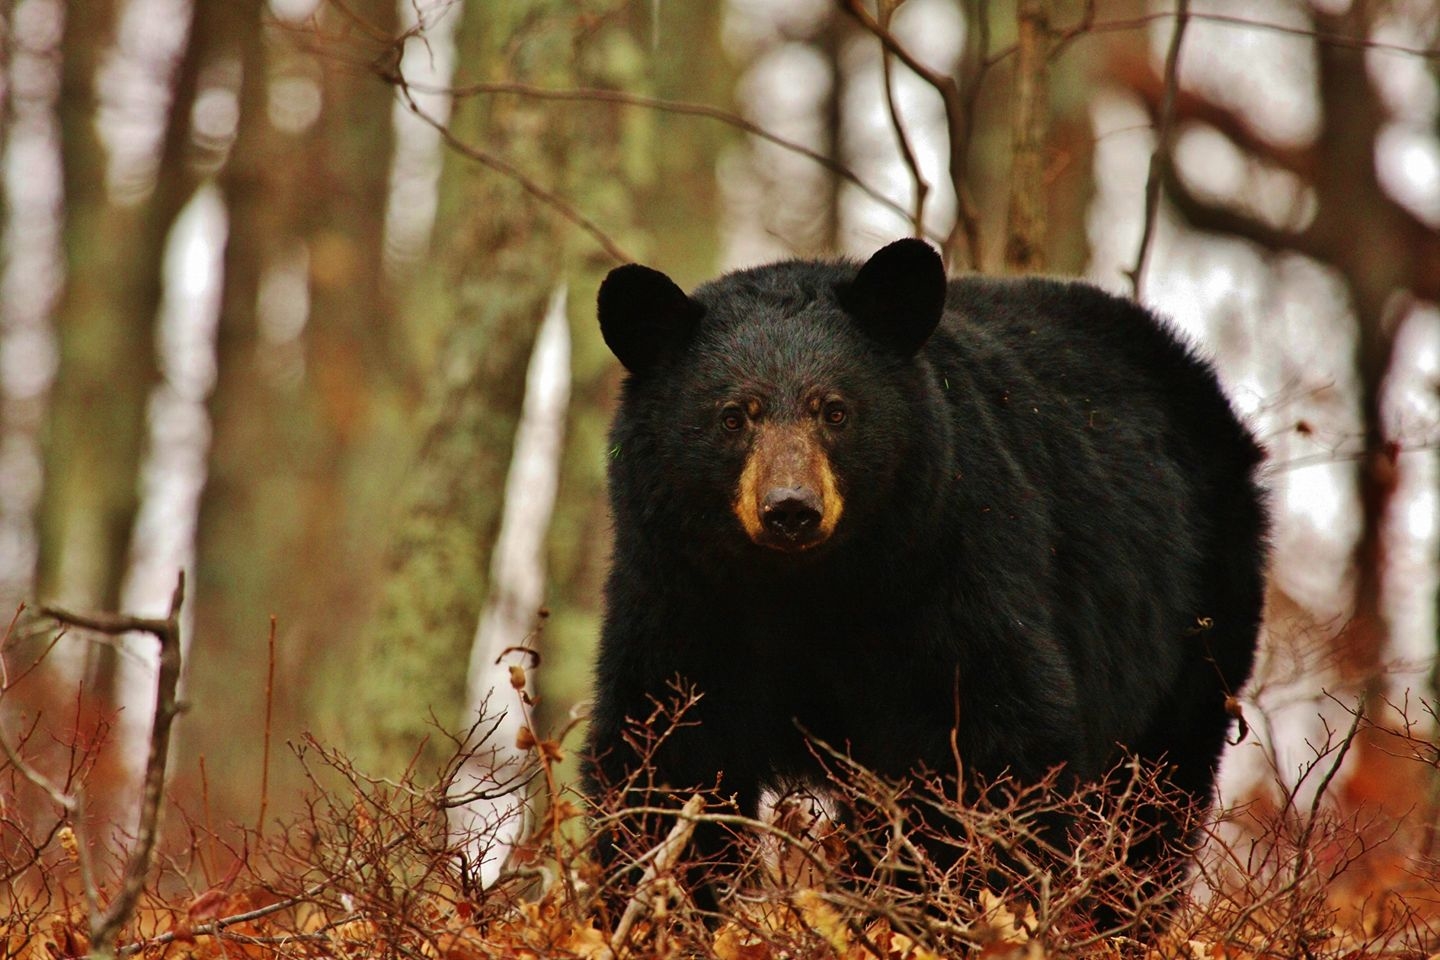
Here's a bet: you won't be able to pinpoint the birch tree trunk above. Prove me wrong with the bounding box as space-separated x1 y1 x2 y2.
450 288 570 884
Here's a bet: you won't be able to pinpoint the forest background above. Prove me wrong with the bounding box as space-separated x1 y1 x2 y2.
1 0 1439 940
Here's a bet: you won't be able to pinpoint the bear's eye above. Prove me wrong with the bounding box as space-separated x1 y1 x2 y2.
823 400 848 426
720 404 747 432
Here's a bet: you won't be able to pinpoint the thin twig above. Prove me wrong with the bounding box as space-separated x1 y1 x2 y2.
0 604 76 810
876 3 930 236
1094 9 1440 60
1127 0 1189 298
117 882 340 956
1296 702 1365 872
0 602 24 688
0 722 77 812
1048 0 1096 59
389 78 633 264
256 614 277 836
0 614 66 692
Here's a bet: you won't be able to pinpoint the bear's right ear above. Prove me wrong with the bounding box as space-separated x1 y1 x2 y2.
597 264 704 375
838 238 947 357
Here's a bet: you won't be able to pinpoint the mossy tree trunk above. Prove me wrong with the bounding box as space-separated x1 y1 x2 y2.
347 1 602 778
40 0 143 625
288 0 402 667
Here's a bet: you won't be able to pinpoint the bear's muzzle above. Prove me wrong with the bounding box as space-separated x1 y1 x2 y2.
733 422 844 552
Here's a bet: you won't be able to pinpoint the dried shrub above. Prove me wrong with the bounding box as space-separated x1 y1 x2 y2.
2 606 1438 959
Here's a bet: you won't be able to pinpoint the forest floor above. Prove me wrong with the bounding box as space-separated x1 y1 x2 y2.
3 606 1439 959
4 703 1439 960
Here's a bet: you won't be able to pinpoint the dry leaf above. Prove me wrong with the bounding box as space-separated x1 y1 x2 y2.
888 930 947 960
714 922 774 960
795 888 850 956
559 920 611 959
976 889 1042 959
57 826 79 863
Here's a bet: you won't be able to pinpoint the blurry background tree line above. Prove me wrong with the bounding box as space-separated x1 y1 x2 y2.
0 0 1437 852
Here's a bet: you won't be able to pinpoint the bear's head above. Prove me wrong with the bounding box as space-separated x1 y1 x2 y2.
598 239 947 562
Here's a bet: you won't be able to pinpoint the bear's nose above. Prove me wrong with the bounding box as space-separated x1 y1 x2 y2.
761 487 823 540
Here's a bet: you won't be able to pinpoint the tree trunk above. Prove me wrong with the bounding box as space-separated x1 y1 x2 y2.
42 0 133 617
347 0 583 778
1003 0 1050 273
451 287 570 883
184 0 288 821
42 0 206 616
185 0 406 826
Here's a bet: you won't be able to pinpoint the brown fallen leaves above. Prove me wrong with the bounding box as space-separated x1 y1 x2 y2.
0 886 1056 960
4 676 1438 959
20 880 1437 960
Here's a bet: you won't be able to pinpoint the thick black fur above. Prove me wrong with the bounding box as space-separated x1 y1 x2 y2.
583 239 1268 905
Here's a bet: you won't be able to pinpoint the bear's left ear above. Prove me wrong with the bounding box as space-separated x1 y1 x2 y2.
838 238 947 356
597 263 704 375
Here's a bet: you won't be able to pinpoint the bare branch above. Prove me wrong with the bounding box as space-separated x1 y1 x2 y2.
0 724 77 813
1071 10 1440 60
1048 0 1096 60
1295 700 1365 866
841 0 985 268
1159 155 1315 255
877 3 930 236
609 794 705 953
1112 52 1316 178
0 603 23 689
1127 0 1189 298
386 77 634 264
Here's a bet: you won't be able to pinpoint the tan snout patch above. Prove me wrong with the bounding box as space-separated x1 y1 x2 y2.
733 423 845 548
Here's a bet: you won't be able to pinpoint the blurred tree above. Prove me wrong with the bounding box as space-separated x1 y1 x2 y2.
186 0 403 821
40 0 140 628
290 0 402 657
630 3 733 288
39 0 201 689
346 2 625 777
183 0 284 819
1117 1 1440 697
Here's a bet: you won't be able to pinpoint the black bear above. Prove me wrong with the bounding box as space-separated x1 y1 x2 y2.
583 239 1267 908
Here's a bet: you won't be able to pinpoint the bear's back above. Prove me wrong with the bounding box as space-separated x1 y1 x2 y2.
915 274 1265 771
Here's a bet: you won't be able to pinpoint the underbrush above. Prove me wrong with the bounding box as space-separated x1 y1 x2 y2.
2 598 1438 959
